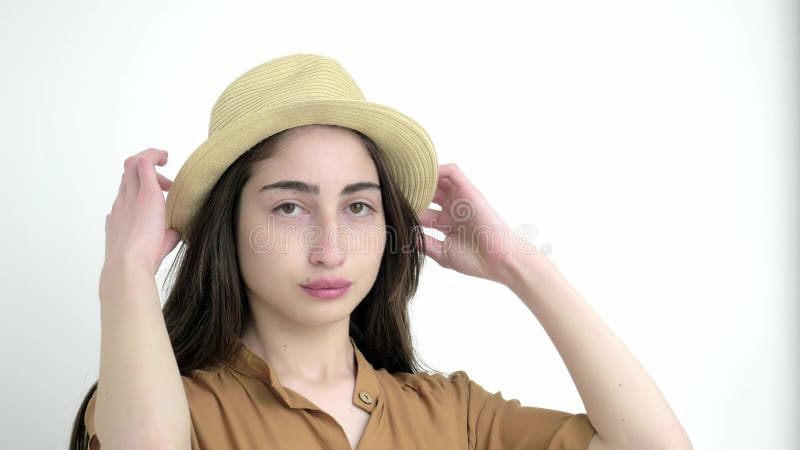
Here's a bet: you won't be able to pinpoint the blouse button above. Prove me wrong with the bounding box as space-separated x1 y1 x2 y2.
358 391 373 404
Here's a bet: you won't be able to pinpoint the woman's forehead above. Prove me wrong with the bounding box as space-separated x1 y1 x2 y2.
251 151 378 188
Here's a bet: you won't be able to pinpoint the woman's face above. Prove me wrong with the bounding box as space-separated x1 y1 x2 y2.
236 125 387 328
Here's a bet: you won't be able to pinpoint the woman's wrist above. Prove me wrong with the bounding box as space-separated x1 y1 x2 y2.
99 258 156 303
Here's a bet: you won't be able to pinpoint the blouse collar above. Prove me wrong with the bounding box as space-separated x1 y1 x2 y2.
223 336 381 413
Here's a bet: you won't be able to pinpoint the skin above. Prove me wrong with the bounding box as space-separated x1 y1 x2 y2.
113 131 692 450
104 128 385 449
105 149 178 274
100 148 189 449
419 164 693 450
236 125 387 386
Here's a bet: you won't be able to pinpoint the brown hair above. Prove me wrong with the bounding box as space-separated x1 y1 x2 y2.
68 124 439 449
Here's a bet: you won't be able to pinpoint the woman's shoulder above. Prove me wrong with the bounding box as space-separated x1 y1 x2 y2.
379 368 472 395
179 362 247 396
177 362 269 416
384 367 469 382
181 362 226 378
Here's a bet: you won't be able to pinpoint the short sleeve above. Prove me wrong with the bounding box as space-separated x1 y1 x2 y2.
83 386 199 450
449 370 597 450
84 390 101 450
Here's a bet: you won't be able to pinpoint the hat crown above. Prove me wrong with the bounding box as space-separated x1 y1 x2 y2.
166 53 437 238
208 54 367 137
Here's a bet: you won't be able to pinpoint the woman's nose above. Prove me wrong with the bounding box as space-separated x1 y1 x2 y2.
307 214 349 267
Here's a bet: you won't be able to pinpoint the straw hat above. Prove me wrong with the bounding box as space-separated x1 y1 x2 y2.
164 53 438 238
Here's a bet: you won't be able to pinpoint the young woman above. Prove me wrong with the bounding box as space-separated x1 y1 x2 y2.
69 54 692 450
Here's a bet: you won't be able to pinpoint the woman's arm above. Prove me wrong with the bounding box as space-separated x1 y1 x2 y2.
94 263 192 450
503 251 692 450
419 163 692 450
94 149 189 449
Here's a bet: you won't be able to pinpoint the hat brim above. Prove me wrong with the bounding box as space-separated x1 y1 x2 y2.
165 98 438 238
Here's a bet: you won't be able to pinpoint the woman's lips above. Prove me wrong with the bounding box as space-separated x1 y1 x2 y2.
300 284 351 299
301 278 352 289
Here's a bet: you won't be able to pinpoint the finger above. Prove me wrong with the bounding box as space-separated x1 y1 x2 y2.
124 156 140 204
138 148 169 166
438 163 469 191
436 174 456 193
159 228 182 268
418 208 443 230
431 176 457 206
432 185 447 206
438 177 457 199
133 148 170 196
420 232 444 266
117 171 126 200
137 156 159 197
156 172 173 191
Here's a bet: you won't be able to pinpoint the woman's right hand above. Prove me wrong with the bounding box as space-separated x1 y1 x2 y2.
104 148 182 276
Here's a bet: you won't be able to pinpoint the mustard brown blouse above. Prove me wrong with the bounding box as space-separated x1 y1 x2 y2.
84 337 597 449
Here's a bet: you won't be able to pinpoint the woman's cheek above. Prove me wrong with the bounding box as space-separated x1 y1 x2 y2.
353 223 386 254
240 218 292 255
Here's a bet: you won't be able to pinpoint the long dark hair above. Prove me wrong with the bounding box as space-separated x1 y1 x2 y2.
69 124 440 449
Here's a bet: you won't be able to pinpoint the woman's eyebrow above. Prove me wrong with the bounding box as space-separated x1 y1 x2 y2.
258 180 381 196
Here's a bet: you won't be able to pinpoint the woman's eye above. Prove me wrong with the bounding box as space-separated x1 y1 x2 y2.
273 202 303 216
349 202 376 216
272 202 375 217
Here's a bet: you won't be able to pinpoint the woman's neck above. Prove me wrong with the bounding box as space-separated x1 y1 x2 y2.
239 316 355 384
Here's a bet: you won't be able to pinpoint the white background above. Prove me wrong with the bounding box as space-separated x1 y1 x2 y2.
1 1 796 448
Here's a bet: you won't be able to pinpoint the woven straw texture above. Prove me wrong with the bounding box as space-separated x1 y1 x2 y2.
165 53 438 239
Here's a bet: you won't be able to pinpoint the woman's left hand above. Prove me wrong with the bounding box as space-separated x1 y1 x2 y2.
418 163 537 287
